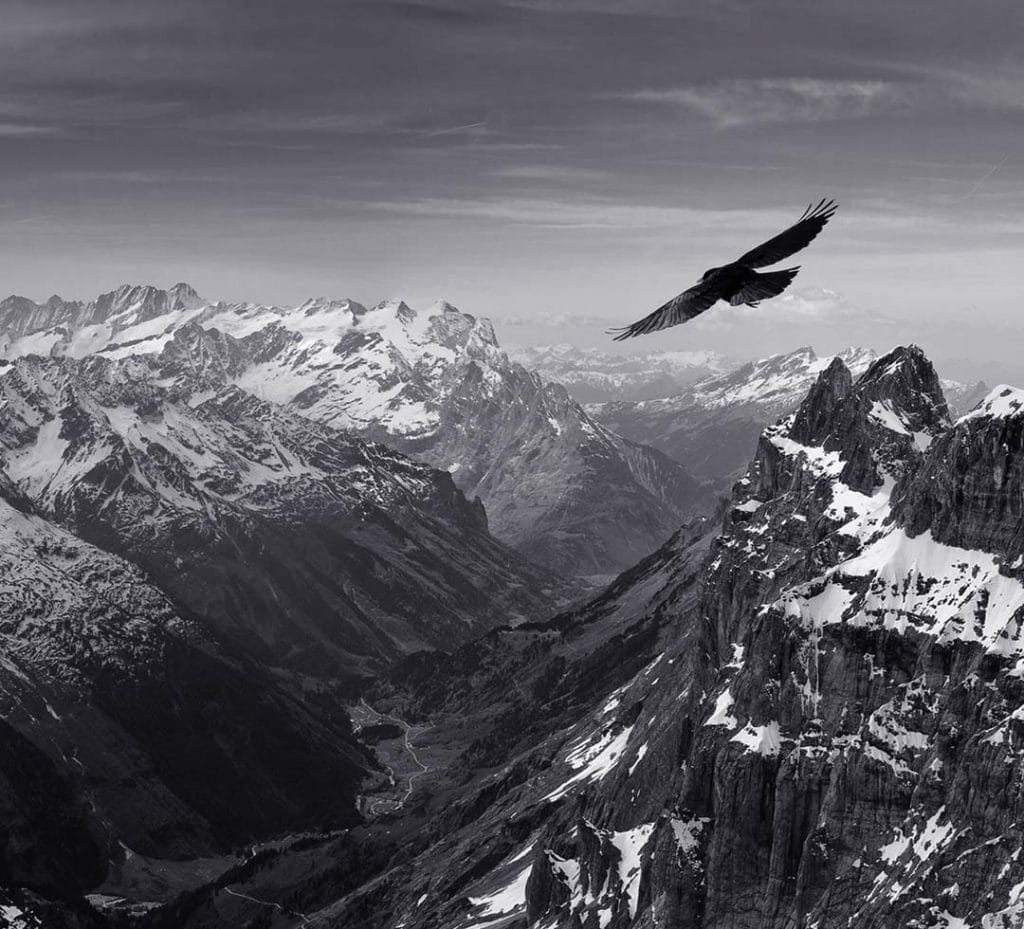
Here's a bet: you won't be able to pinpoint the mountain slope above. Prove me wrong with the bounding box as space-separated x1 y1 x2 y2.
0 472 373 907
176 296 712 577
0 285 712 578
0 354 562 681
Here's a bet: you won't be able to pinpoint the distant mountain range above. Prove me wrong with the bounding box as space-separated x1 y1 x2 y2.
508 343 735 402
0 285 711 578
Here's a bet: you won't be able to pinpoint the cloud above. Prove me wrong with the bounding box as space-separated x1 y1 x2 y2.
490 164 612 182
204 110 396 134
687 286 889 333
0 122 64 137
361 195 788 230
621 78 905 128
499 310 614 328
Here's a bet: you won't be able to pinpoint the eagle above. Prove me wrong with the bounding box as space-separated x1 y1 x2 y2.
609 199 838 341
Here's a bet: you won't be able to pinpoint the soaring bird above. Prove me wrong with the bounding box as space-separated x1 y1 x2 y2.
609 198 838 341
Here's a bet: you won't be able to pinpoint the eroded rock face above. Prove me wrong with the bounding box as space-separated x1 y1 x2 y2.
510 347 1024 929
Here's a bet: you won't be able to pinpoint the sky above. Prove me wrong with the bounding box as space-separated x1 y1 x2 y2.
2 0 1024 377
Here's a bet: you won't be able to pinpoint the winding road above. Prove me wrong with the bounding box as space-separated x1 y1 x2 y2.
224 887 311 925
356 699 433 815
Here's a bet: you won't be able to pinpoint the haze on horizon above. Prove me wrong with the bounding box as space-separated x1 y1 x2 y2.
2 0 1023 380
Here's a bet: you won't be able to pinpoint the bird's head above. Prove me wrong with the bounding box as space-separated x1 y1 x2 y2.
700 266 719 281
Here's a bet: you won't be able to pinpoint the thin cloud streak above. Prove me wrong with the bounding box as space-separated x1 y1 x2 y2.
361 196 797 229
490 165 613 182
620 78 906 128
0 122 65 137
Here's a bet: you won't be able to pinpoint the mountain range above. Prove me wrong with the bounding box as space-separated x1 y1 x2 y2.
0 281 1019 928
126 344 1024 929
0 285 711 579
508 344 735 403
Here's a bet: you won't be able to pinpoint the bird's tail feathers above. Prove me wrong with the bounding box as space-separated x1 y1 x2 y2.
756 266 800 296
730 266 800 307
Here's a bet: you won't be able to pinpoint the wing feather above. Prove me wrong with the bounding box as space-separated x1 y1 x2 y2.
608 279 722 341
735 199 838 268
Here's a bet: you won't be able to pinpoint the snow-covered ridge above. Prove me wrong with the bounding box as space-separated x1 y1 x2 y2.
0 355 452 521
0 286 506 440
957 384 1024 423
0 283 710 577
688 345 877 410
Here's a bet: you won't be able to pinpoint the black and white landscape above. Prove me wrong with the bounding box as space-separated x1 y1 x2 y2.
2 282 1023 929
4 3 1024 929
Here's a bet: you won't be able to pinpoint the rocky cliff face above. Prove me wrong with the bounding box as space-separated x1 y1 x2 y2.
482 346 1024 929
0 285 711 578
206 344 1024 929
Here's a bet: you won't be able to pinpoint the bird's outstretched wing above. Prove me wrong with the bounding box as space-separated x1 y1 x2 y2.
735 198 838 269
608 279 722 341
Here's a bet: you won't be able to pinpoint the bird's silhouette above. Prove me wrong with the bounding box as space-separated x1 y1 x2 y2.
609 199 838 341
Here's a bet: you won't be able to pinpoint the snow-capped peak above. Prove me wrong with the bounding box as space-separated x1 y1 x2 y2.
296 296 368 319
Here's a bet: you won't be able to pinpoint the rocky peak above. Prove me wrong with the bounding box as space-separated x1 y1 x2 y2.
788 356 853 446
422 301 500 352
157 321 249 387
169 281 200 302
0 295 41 316
394 300 416 325
297 296 368 320
771 345 951 496
90 282 204 326
425 304 477 349
0 294 83 339
856 343 950 434
365 299 417 325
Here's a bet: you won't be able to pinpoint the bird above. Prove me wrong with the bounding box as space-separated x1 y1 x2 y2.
608 198 838 341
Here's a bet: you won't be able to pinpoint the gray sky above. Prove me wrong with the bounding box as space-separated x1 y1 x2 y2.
2 0 1024 374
